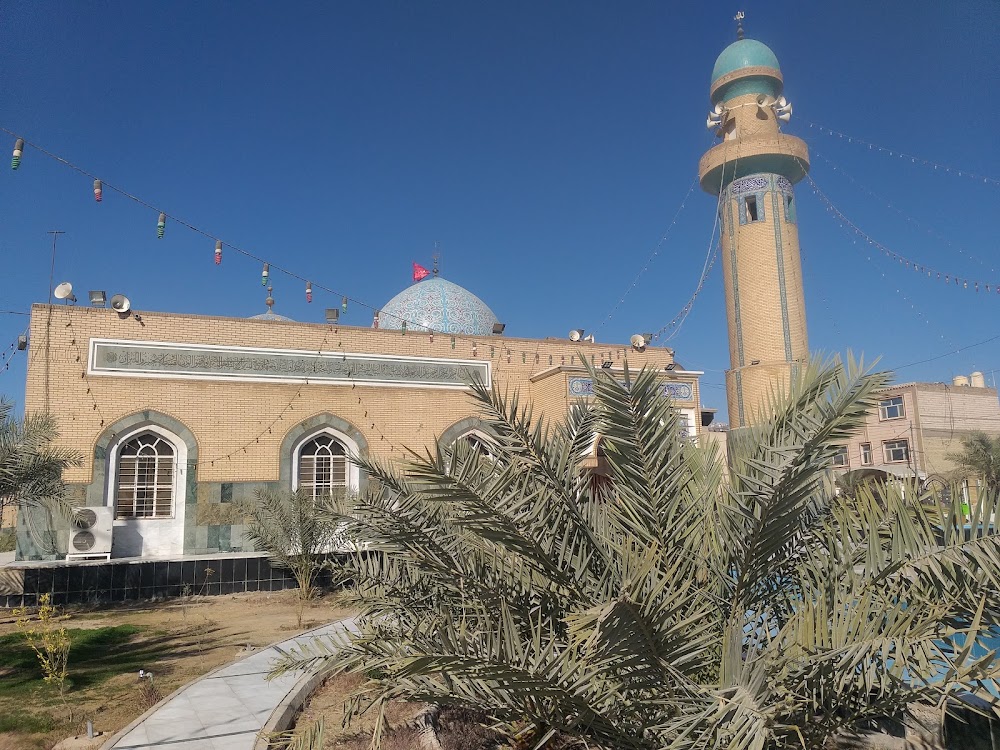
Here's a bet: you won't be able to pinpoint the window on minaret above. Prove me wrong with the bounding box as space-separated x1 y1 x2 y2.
785 194 797 223
741 195 763 224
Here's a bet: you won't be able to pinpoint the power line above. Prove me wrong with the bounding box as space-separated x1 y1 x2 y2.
892 332 1000 372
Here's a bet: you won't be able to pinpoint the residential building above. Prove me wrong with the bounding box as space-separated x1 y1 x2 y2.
834 374 1000 497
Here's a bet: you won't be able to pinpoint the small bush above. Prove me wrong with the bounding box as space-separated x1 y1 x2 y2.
13 593 71 695
0 527 15 552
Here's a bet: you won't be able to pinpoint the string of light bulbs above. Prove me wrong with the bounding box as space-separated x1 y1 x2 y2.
804 121 999 188
3 127 671 375
892 330 1000 373
802 173 963 356
809 148 998 275
647 135 745 344
5 126 702 385
60 310 109 429
590 179 697 338
650 243 719 344
2 129 576 465
2 126 495 345
803 172 1000 294
5 126 685 461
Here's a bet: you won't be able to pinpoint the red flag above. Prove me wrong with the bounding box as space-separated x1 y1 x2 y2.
412 262 430 282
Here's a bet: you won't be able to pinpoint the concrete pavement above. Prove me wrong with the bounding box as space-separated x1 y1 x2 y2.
102 617 357 750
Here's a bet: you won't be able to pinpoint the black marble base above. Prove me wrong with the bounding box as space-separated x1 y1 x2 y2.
0 553 329 607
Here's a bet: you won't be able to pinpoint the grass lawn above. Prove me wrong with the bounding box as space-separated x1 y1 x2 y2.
0 590 353 750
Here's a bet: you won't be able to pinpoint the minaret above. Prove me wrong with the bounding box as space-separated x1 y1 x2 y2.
699 17 810 428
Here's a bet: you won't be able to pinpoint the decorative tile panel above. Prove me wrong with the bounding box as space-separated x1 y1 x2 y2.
89 339 490 390
568 377 693 400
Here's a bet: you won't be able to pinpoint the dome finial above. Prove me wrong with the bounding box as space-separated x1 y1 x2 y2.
265 285 274 311
734 10 745 40
432 241 441 277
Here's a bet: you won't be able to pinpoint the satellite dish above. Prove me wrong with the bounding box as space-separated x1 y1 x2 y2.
569 329 583 342
53 282 76 302
630 334 646 351
110 294 131 313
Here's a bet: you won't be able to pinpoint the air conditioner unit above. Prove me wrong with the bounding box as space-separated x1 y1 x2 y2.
67 507 113 559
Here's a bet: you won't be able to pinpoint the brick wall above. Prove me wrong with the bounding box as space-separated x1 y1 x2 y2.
19 304 703 559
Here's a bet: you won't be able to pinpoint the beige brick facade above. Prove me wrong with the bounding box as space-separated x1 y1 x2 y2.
700 90 810 428
18 304 703 560
835 381 1000 496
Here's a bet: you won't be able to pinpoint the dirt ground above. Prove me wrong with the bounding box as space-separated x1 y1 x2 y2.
292 672 429 750
0 590 354 750
294 674 508 750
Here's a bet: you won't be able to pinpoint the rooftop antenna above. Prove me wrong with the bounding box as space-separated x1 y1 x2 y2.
734 10 745 40
46 231 66 306
432 241 441 277
44 230 65 412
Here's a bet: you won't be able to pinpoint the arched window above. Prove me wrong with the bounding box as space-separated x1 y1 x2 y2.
296 433 350 499
115 433 175 519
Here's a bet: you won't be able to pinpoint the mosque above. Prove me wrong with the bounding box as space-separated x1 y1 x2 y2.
6 27 819 601
11 271 705 568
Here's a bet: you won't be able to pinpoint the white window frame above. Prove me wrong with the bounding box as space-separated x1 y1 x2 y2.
291 428 361 494
878 396 905 421
106 424 186 520
860 442 873 466
883 439 910 464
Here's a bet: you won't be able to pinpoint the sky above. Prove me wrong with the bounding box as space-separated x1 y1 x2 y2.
1 1 998 423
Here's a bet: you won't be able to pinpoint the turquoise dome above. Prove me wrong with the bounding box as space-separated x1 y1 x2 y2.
377 277 499 336
711 38 780 83
710 38 783 104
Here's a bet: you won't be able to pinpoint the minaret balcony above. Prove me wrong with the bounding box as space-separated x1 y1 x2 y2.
698 134 809 195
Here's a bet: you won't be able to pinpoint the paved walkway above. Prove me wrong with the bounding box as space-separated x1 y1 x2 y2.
104 617 357 750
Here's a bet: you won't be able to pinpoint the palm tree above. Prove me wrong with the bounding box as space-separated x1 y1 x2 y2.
947 431 1000 493
281 357 1000 749
241 488 343 627
0 399 81 548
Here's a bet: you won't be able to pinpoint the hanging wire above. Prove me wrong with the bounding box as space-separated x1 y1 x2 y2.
803 172 1000 293
0 126 409 331
804 121 999 188
893 331 1000 372
0 126 595 362
590 179 697 337
801 171 961 355
810 148 998 275
0 328 28 372
649 137 741 343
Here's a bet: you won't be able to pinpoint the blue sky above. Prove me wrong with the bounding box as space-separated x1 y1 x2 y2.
1 1 998 422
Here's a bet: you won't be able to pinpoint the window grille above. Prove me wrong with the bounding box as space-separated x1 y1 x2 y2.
116 434 175 519
297 435 347 499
